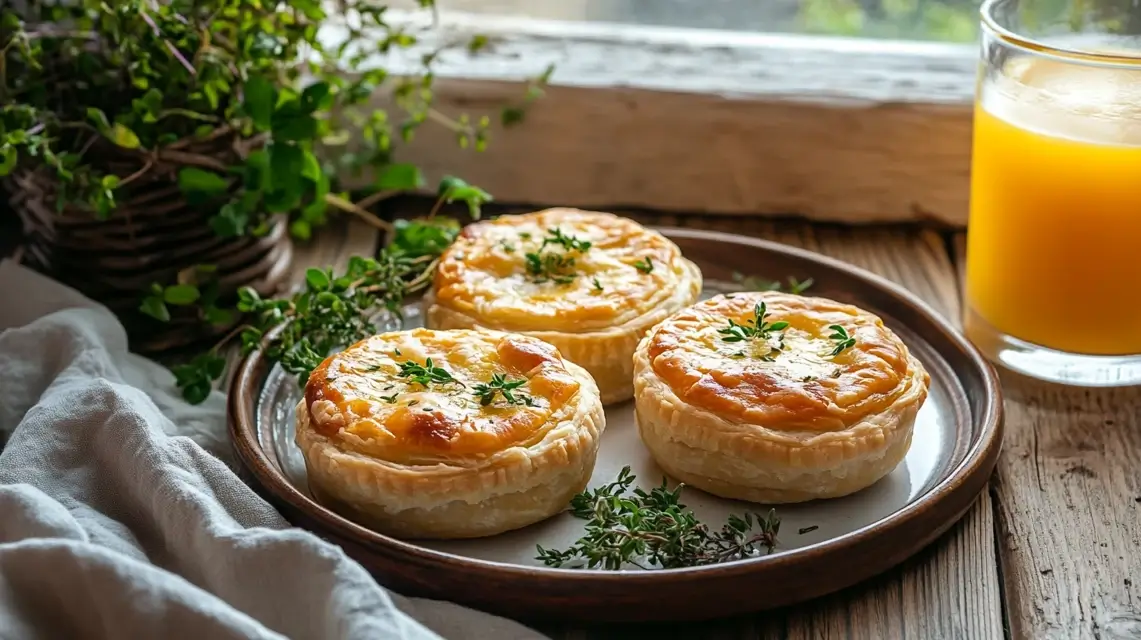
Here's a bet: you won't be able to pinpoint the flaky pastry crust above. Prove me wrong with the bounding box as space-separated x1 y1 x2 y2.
295 328 605 539
633 292 930 503
425 208 702 404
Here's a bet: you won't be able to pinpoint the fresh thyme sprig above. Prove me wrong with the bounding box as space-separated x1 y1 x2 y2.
717 302 790 344
732 273 815 295
524 252 577 285
535 467 781 570
472 373 531 406
169 200 467 403
397 358 463 388
827 325 857 356
539 228 593 253
523 227 593 284
633 257 654 274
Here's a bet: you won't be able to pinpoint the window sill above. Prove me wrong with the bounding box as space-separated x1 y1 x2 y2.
337 10 979 226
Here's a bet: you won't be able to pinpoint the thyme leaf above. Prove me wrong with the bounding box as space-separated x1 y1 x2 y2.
827 324 856 356
717 302 790 344
397 357 463 388
472 373 530 406
536 467 782 570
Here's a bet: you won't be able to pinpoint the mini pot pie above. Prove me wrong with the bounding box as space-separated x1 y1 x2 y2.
632 291 930 503
295 328 605 539
425 208 702 405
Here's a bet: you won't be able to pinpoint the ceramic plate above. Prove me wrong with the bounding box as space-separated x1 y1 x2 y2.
229 228 1003 623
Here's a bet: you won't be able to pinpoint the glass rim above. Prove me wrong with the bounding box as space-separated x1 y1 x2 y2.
980 0 1141 65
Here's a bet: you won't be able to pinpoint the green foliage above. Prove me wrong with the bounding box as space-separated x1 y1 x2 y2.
0 0 548 237
522 227 593 285
2 1 551 402
391 217 460 257
397 357 463 388
535 466 782 569
731 273 815 295
471 373 531 407
827 324 857 356
717 302 789 344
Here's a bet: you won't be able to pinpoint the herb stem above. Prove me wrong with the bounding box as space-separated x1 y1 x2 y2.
355 188 401 212
323 193 394 232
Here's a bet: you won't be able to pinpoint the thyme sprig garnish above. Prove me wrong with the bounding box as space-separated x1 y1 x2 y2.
732 273 815 295
472 373 532 406
717 302 790 344
539 227 593 253
536 467 781 570
169 202 466 403
523 227 593 284
524 252 577 285
397 358 463 388
827 325 857 356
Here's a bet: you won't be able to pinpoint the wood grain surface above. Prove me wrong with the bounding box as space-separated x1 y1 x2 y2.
954 233 1141 640
339 10 976 226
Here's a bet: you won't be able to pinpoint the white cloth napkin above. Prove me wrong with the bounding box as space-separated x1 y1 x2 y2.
0 259 546 640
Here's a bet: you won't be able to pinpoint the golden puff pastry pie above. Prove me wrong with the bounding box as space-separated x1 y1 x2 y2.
295 328 605 539
425 208 702 405
632 291 930 504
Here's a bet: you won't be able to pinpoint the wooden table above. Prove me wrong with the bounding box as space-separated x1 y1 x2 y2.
1 201 1123 639
296 208 1141 640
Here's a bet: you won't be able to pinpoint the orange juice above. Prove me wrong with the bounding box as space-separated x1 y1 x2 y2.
965 57 1141 355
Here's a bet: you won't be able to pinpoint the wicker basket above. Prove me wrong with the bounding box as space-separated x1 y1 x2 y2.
5 132 292 354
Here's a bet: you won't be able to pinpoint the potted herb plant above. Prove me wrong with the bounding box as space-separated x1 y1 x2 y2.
0 1 536 353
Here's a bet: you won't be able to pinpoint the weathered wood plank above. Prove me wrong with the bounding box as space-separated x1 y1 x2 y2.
537 219 1002 640
954 232 1141 640
341 10 976 226
287 218 383 289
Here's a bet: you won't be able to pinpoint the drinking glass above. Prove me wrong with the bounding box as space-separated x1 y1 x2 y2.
964 0 1141 386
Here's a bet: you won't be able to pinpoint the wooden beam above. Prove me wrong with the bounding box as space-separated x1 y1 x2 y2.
330 11 977 227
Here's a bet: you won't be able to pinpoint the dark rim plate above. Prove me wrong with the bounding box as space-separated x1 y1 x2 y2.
229 228 1003 623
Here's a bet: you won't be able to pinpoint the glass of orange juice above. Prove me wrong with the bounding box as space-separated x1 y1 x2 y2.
964 0 1141 386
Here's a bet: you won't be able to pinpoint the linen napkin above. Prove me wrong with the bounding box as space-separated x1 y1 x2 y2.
0 258 546 640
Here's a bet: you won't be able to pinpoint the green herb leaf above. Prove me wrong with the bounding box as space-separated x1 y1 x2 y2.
633 257 654 274
305 268 331 291
300 81 332 113
108 124 141 149
787 277 814 295
467 34 491 53
392 218 460 258
397 358 463 389
472 373 530 407
536 467 782 569
209 203 248 237
163 285 201 306
375 163 425 190
717 302 789 355
437 175 493 219
139 296 170 322
0 146 17 176
244 75 277 131
178 168 230 199
172 353 227 405
827 324 856 356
